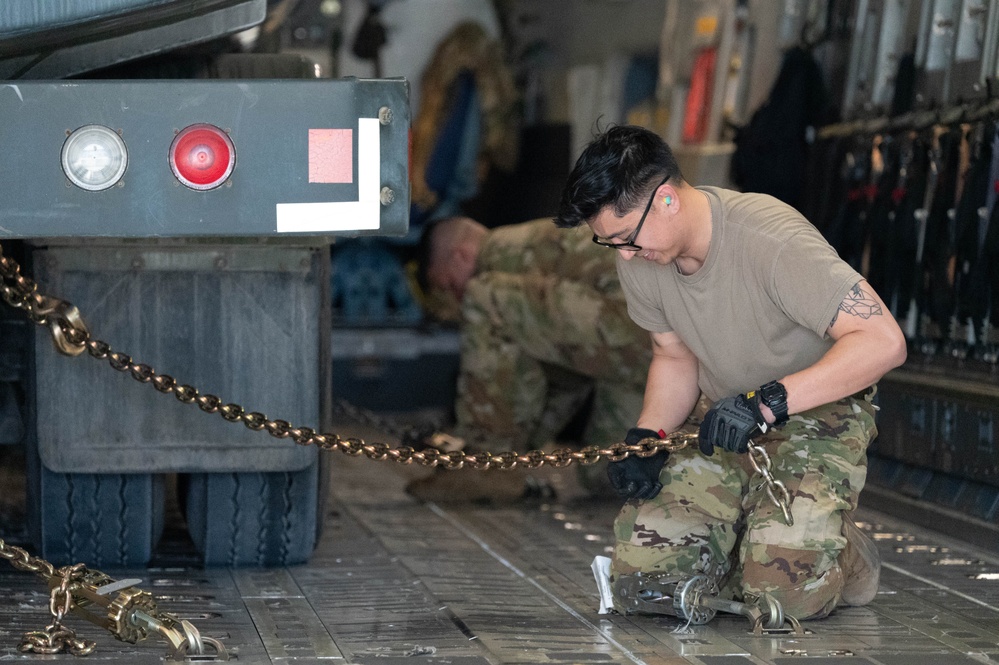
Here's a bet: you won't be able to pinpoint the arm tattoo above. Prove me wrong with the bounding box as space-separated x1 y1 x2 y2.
830 282 883 328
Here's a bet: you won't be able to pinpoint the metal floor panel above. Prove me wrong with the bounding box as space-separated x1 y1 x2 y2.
1 430 999 664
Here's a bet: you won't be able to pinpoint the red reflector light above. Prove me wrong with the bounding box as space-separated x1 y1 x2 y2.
169 124 235 190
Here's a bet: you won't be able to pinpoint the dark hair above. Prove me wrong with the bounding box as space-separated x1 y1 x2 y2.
554 125 683 228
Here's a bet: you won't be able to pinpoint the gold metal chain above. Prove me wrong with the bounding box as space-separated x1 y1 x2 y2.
334 398 793 526
0 241 699 471
0 537 57 580
747 443 794 526
0 541 95 656
18 563 97 656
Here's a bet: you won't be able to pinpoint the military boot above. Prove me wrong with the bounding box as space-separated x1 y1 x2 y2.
840 513 881 606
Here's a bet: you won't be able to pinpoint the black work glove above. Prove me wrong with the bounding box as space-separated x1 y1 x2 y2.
698 394 766 456
607 427 669 500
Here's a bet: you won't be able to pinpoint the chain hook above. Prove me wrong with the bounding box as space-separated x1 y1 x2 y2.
165 619 229 662
45 297 90 356
49 564 83 622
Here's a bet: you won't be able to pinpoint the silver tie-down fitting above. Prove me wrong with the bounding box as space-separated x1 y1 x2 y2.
611 571 804 635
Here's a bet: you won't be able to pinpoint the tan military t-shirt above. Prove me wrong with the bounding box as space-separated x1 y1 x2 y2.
617 186 862 401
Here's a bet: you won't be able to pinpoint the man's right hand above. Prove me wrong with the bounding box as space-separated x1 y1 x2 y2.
698 394 765 456
607 428 669 500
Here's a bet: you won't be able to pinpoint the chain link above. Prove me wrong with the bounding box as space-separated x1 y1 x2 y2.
747 442 794 526
18 624 97 657
18 563 97 656
0 537 95 654
0 537 56 580
0 249 87 356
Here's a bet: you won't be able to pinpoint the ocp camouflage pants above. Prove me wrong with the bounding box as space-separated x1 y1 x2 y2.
611 391 878 620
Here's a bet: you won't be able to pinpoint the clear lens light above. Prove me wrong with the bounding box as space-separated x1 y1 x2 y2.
61 125 127 191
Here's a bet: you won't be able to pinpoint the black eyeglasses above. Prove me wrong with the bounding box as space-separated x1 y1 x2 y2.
592 175 669 251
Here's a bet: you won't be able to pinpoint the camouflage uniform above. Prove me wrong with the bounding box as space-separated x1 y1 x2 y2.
454 219 651 451
611 391 878 619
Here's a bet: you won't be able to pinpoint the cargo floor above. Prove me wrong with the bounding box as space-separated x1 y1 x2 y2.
1 421 998 664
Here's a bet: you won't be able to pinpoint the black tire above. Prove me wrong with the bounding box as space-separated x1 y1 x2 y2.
183 457 327 567
27 461 164 567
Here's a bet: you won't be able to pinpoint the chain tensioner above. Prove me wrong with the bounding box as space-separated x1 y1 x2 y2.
0 537 228 660
611 571 804 635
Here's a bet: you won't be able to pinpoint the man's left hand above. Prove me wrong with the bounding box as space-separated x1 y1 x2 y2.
607 428 669 500
698 394 766 456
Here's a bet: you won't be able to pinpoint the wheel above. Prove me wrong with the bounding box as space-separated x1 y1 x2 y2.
26 459 164 567
182 456 328 567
